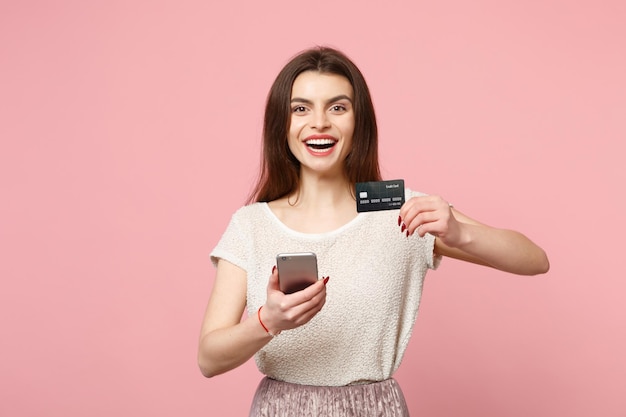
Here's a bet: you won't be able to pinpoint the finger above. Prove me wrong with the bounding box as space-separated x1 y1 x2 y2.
288 289 327 326
401 206 435 235
276 293 325 329
406 209 446 235
399 196 441 224
267 265 281 292
295 301 326 326
286 277 327 304
290 277 328 307
403 194 443 208
413 218 447 238
399 196 428 220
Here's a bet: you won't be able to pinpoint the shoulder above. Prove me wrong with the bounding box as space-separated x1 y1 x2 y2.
222 203 270 230
231 202 267 218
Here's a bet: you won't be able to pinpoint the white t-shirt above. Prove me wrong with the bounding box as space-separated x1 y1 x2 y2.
210 189 440 386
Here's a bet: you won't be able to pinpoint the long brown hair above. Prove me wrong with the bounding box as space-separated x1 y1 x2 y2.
248 46 381 203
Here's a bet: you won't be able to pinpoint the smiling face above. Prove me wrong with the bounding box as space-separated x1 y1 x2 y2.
288 71 355 177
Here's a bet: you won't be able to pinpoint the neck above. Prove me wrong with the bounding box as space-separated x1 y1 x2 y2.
269 169 358 234
289 171 353 210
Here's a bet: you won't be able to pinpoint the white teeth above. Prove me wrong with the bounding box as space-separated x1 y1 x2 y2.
305 138 336 145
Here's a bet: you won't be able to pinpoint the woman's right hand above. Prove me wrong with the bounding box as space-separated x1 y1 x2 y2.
198 261 328 378
258 266 329 336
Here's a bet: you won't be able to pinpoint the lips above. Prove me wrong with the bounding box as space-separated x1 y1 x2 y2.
303 136 338 153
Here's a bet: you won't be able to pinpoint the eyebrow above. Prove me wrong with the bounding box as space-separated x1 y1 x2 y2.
290 94 353 105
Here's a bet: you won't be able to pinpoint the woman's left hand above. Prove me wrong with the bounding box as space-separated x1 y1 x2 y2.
399 195 550 275
399 195 464 248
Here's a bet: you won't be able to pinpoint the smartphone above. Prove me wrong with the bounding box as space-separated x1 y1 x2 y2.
276 252 318 294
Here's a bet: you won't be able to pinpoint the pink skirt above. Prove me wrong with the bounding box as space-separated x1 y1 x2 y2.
248 377 410 417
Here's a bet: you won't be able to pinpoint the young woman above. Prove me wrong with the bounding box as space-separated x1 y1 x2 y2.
198 46 549 416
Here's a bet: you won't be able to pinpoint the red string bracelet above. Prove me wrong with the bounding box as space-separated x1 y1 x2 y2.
257 306 278 337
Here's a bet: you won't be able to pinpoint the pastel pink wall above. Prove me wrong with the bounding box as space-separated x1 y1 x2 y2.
1 1 624 416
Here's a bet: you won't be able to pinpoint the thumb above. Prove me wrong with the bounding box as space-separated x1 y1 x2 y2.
267 265 280 292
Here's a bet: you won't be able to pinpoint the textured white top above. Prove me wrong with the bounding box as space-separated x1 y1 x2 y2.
210 189 440 386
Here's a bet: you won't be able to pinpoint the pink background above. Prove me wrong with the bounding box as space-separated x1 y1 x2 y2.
1 1 624 416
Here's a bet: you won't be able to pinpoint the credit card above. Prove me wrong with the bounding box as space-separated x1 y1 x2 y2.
356 179 405 212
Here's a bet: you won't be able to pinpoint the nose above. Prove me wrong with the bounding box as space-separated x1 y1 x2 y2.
311 110 331 130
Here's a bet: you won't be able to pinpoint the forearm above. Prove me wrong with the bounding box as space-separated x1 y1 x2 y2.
445 222 550 275
198 313 271 378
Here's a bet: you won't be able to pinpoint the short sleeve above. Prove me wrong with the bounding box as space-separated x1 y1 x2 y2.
210 209 253 273
406 188 443 271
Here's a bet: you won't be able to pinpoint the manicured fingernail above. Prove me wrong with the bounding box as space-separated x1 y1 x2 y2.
398 216 402 226
272 265 276 273
401 223 406 232
406 230 410 238
323 276 330 285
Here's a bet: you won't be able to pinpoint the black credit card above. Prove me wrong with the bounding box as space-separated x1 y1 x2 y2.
356 179 405 212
